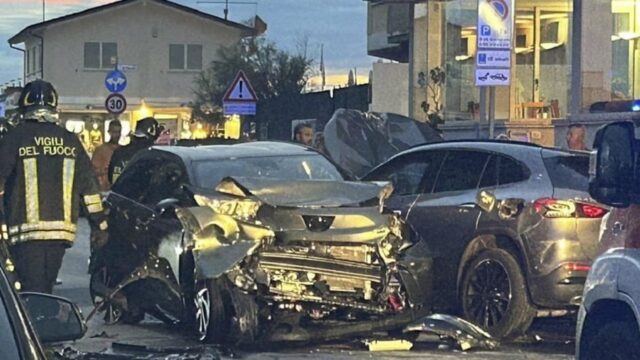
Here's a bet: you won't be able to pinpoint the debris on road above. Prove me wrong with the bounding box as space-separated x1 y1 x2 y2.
404 314 499 351
49 344 225 359
365 339 413 352
90 331 116 339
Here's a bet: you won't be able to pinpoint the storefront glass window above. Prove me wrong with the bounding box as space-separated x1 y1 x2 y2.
514 0 572 119
612 0 640 100
429 0 572 121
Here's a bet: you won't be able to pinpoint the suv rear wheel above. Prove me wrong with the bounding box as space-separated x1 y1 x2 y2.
460 248 535 339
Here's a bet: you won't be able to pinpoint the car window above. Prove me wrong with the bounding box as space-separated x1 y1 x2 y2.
194 154 343 189
542 152 589 190
112 157 163 202
141 160 188 206
478 154 530 189
499 156 530 185
434 150 490 193
0 292 21 360
364 151 443 195
479 155 498 188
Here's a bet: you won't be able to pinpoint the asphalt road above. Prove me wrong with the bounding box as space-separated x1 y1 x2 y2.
52 219 576 359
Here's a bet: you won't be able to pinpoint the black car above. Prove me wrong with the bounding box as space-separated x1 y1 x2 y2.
363 140 605 338
0 264 86 359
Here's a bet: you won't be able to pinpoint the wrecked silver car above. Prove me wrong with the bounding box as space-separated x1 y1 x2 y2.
175 177 434 344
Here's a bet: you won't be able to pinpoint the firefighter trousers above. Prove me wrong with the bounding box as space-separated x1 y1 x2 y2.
10 241 67 294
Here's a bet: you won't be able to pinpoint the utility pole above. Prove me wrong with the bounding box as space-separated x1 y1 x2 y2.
42 0 45 22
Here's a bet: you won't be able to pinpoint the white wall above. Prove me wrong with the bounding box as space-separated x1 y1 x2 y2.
30 1 247 109
371 62 409 116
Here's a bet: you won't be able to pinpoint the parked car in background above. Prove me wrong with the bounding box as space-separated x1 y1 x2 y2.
577 121 640 360
0 264 86 359
363 140 606 338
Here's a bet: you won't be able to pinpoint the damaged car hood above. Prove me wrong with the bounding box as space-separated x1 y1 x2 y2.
213 176 392 208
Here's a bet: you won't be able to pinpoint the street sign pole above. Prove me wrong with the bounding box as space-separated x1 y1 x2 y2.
489 87 496 138
475 0 514 139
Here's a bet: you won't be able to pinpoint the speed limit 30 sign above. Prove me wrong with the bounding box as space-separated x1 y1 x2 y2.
105 93 127 114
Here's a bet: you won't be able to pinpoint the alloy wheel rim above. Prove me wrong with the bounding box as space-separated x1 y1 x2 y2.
104 303 123 324
464 258 512 329
195 286 211 340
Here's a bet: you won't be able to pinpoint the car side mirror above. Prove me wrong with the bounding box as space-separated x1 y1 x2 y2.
155 198 180 215
476 190 496 213
20 293 87 344
589 121 636 207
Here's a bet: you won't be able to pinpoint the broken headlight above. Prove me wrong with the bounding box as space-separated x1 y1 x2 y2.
194 194 261 221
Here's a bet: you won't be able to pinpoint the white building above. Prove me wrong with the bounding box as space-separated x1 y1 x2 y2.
8 0 260 147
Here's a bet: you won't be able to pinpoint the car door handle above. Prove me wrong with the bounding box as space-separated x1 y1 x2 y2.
459 203 476 208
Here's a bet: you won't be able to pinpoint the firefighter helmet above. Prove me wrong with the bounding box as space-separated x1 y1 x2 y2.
132 117 160 140
18 80 59 122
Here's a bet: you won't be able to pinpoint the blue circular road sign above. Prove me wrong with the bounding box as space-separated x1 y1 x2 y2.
105 70 127 93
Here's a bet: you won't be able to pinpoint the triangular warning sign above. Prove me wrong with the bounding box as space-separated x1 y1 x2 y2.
223 71 257 103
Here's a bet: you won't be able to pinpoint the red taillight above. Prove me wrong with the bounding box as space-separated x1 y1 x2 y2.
577 203 608 218
563 262 591 272
533 198 556 213
533 198 607 218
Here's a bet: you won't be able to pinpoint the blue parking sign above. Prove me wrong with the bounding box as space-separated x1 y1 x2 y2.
105 70 127 93
481 25 491 36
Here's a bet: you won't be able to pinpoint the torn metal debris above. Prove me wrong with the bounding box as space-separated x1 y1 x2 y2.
404 314 499 351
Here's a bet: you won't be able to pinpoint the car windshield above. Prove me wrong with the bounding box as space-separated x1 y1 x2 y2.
193 154 344 189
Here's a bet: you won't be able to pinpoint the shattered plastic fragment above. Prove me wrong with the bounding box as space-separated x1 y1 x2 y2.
366 339 413 351
404 313 499 351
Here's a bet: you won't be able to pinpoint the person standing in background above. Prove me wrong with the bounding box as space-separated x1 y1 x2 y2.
566 124 589 151
92 120 122 191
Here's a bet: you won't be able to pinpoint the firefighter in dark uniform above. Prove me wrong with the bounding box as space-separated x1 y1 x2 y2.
0 80 108 293
108 117 159 185
0 117 19 289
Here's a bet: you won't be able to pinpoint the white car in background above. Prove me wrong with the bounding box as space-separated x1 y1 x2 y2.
576 120 640 360
576 237 640 359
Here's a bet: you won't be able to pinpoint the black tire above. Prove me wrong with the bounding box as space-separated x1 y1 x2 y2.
194 278 231 343
120 305 145 325
581 321 640 360
460 248 535 339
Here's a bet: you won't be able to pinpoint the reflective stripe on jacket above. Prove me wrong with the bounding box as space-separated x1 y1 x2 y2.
0 121 107 245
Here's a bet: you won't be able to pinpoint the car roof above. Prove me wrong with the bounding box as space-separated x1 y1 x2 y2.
148 141 320 163
395 139 591 158
405 139 544 153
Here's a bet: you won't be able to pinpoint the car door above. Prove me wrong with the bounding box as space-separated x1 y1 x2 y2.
404 149 491 309
364 150 445 224
108 153 186 249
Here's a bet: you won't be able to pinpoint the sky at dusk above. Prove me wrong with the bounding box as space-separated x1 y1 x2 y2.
0 0 376 87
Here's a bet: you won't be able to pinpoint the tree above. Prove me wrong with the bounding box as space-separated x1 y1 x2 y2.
426 66 446 127
192 37 313 122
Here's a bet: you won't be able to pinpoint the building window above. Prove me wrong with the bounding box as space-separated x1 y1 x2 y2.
25 45 42 76
421 0 572 122
169 44 203 70
84 42 117 69
30 46 37 74
612 0 640 100
25 48 31 74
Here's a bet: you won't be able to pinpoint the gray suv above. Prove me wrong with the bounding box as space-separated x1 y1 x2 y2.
363 140 605 338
